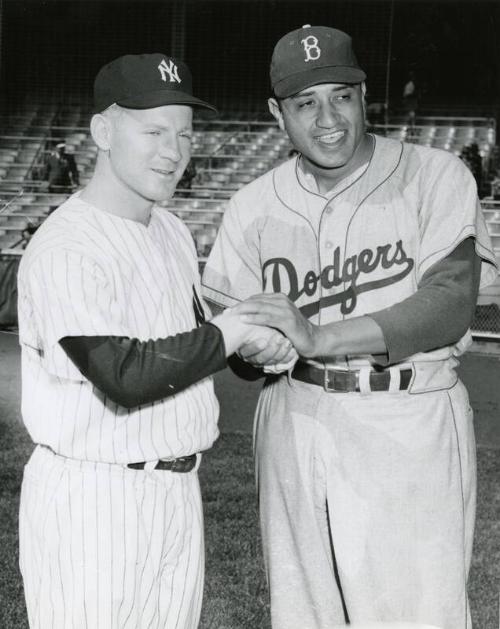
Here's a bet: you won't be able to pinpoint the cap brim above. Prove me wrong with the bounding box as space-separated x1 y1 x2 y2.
273 66 366 98
95 89 217 113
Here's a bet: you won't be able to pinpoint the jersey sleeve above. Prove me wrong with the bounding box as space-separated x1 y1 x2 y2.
417 153 497 288
202 195 263 307
370 237 481 365
23 248 129 380
59 323 227 408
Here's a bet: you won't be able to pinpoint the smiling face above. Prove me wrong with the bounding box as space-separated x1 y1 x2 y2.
269 83 371 191
105 104 193 205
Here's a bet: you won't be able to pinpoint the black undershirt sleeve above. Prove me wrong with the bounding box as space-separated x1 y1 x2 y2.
369 237 481 365
59 322 227 409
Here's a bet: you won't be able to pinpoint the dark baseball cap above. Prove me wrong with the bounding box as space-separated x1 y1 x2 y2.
270 25 366 98
93 53 217 113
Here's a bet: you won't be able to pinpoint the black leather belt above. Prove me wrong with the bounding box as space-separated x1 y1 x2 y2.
291 362 413 393
127 453 197 473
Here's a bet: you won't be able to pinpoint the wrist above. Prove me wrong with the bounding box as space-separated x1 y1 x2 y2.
210 309 255 356
301 322 321 359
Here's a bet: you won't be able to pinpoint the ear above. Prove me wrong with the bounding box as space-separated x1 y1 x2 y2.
90 113 112 151
268 97 285 132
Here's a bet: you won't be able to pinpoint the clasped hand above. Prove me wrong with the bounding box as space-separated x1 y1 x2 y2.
232 293 318 368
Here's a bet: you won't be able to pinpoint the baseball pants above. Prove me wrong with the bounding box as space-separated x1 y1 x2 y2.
19 445 204 629
255 373 475 629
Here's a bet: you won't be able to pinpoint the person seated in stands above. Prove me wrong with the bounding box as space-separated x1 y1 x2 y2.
19 222 40 249
44 141 80 193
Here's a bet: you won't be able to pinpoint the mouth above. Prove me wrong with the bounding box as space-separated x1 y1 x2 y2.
151 168 177 178
315 130 346 145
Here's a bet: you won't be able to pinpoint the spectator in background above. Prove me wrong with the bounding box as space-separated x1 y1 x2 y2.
19 222 40 249
402 70 418 128
45 141 80 193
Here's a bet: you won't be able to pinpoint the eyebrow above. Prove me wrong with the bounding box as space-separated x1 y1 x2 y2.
292 84 353 98
141 122 193 133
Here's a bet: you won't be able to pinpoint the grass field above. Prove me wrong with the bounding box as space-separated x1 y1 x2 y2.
0 420 499 628
0 334 499 628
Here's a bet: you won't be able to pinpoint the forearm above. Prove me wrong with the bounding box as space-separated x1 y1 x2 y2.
61 311 286 406
60 323 227 409
309 315 386 358
369 239 481 364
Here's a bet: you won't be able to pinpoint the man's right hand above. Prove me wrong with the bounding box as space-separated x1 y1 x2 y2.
210 307 296 366
237 335 298 368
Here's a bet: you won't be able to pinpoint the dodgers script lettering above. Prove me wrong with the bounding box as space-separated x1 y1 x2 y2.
262 239 414 317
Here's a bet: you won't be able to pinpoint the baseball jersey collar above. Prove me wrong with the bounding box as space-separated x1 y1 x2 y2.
74 194 159 230
296 156 370 197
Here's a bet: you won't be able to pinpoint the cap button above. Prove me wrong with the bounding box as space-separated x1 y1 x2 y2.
302 24 311 28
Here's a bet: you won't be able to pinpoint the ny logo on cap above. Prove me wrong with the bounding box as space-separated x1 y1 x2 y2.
158 58 181 83
301 35 321 62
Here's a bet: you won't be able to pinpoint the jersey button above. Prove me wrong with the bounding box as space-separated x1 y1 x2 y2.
325 241 333 249
325 207 333 214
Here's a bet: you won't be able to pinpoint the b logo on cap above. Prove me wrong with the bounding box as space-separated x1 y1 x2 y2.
158 58 181 83
301 35 321 62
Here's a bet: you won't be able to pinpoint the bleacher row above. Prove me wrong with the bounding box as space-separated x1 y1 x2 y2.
0 105 499 333
0 107 499 321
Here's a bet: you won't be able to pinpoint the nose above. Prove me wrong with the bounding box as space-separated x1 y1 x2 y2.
158 134 182 162
316 102 339 129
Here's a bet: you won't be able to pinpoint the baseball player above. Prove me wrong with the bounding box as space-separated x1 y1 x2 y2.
17 53 293 629
202 25 498 629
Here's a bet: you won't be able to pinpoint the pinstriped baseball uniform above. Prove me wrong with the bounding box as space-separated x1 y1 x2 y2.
203 135 498 628
18 194 217 628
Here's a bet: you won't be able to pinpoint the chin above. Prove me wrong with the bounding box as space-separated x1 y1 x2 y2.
306 153 350 172
148 184 178 204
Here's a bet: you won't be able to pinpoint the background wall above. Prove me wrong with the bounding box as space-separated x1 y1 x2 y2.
0 0 499 118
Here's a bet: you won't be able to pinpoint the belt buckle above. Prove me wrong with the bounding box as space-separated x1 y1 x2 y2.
323 368 359 393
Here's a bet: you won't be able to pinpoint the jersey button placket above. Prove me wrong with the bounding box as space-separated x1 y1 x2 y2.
318 209 333 325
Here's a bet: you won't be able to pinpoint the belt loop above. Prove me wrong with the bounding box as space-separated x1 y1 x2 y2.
358 366 371 395
194 452 202 472
144 460 158 472
388 366 401 393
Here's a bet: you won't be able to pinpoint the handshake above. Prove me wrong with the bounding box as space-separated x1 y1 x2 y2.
210 292 318 373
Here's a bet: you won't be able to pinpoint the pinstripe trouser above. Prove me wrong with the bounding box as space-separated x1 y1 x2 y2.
255 375 475 629
19 446 204 629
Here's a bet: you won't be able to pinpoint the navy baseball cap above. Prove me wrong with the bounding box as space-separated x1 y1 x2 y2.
93 53 217 113
270 25 366 98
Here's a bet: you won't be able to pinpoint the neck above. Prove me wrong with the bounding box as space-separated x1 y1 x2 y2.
80 158 153 226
